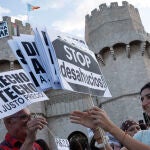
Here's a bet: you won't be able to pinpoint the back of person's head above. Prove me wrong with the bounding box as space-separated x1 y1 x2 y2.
139 123 148 130
121 119 139 131
140 82 150 94
90 137 100 150
69 139 83 150
121 119 141 137
35 139 50 150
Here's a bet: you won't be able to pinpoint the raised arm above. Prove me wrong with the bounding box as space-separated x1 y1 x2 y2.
20 117 47 150
89 106 150 150
70 110 112 150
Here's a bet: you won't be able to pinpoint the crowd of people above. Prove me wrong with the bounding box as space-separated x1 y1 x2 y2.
70 82 150 150
0 82 149 150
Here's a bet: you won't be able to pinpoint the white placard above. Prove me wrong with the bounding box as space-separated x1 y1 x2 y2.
0 69 49 119
51 37 110 97
9 35 52 91
33 27 61 89
8 27 111 97
55 138 69 150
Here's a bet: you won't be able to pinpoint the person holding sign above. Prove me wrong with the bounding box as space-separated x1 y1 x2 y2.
0 108 47 150
70 82 150 150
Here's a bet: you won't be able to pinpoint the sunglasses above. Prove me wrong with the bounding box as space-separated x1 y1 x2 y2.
10 114 31 121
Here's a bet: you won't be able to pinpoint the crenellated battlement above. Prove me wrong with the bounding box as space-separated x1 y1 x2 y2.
85 1 138 21
0 16 32 61
85 1 147 54
2 16 32 36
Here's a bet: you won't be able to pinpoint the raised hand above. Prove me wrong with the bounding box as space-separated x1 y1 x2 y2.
26 117 48 141
89 106 115 132
70 110 98 129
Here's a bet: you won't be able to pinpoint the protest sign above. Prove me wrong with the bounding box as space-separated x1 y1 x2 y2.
33 27 61 89
8 39 42 91
0 21 9 38
9 35 52 91
49 30 89 51
55 138 69 150
51 37 110 97
8 28 111 97
0 69 48 119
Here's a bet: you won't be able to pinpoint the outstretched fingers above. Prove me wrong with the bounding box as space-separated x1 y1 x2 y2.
27 117 48 131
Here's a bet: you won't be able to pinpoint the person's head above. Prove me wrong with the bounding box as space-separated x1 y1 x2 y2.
3 108 31 141
139 123 147 130
140 82 150 115
69 139 83 150
35 139 50 150
121 119 141 137
90 137 100 150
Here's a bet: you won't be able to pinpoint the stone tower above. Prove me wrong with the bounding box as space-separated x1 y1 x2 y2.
85 1 150 126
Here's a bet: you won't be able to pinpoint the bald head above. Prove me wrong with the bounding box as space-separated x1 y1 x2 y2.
3 108 30 128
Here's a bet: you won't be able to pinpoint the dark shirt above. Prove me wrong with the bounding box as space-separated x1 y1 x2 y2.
0 133 42 150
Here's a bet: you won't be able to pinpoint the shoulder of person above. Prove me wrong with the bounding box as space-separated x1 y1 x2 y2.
134 130 150 136
133 129 150 146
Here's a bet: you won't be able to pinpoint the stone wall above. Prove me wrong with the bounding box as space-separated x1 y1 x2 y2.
85 1 149 52
85 1 150 127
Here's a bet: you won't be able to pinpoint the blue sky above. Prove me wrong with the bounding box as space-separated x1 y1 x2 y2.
0 0 150 38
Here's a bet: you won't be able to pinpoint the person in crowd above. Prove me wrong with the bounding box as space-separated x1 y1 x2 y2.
138 120 148 130
106 133 121 150
70 82 150 150
69 139 83 150
69 135 90 150
35 139 50 150
121 119 141 137
120 120 141 150
90 137 100 150
0 108 47 150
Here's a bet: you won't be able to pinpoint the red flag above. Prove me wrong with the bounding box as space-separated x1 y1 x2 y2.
27 3 40 11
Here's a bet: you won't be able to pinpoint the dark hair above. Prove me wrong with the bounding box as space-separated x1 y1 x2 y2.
90 137 99 150
140 82 150 94
69 140 83 150
121 119 139 131
139 123 147 130
35 139 50 150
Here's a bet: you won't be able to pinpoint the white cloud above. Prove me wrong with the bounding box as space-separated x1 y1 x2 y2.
51 0 102 35
21 0 34 4
0 6 10 15
28 0 72 10
51 0 150 37
127 0 150 8
11 15 28 23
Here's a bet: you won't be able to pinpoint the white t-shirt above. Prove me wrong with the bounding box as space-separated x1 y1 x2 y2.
133 130 150 146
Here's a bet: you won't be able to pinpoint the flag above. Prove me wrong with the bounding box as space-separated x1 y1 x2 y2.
27 3 40 11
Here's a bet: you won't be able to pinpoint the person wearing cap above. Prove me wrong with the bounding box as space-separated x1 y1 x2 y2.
120 120 141 150
121 119 141 137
